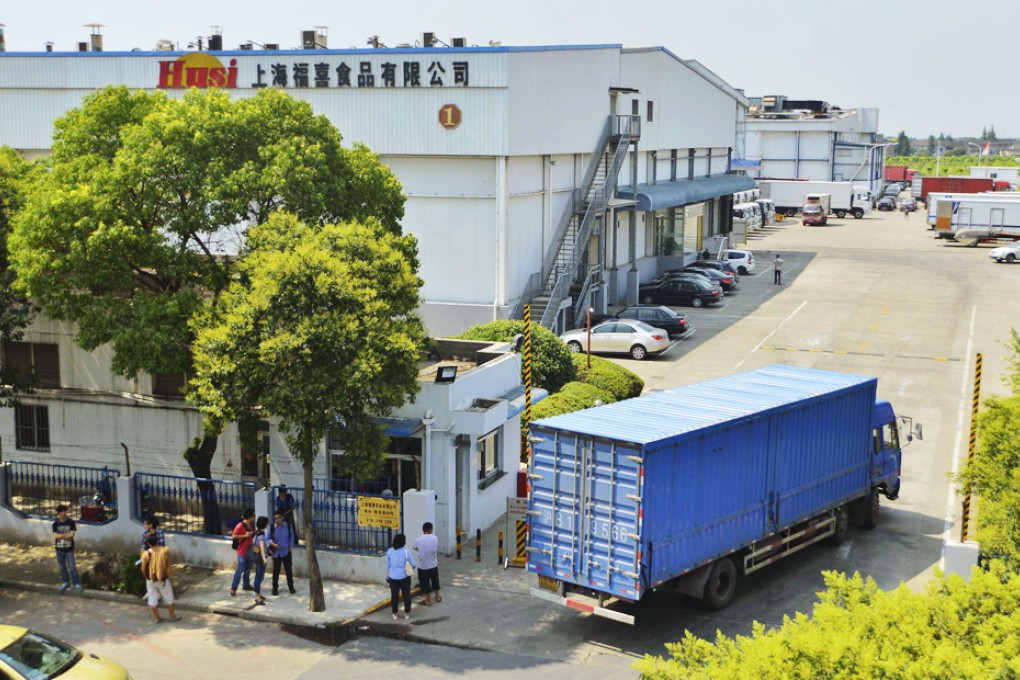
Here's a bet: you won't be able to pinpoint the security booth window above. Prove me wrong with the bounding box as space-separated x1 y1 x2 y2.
477 428 501 482
15 404 50 451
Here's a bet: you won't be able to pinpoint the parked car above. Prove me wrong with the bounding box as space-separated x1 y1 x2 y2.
691 259 742 280
883 183 902 195
0 626 131 679
719 248 756 274
989 243 1020 263
602 305 691 337
802 204 827 226
877 196 897 211
559 319 671 360
639 277 724 308
898 196 918 212
678 266 737 291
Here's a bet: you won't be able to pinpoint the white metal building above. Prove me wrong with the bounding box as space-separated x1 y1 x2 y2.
740 95 884 197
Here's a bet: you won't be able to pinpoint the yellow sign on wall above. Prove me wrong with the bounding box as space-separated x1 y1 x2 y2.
357 496 402 529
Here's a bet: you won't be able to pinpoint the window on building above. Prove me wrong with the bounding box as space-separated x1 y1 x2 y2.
2 341 60 388
15 404 50 451
153 372 186 397
647 100 654 123
477 428 501 483
631 99 639 116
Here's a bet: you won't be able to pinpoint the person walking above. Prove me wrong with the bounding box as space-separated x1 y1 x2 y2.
230 509 256 597
773 253 784 285
251 516 269 606
141 533 181 623
52 505 83 593
903 205 910 219
140 515 166 556
270 511 296 595
413 522 441 606
386 533 416 620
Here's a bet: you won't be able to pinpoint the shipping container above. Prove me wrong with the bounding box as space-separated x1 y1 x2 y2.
527 364 913 624
910 176 996 201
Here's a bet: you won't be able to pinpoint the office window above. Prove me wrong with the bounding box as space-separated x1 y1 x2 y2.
2 341 60 388
631 99 639 116
153 372 186 397
477 428 501 481
647 100 654 123
15 404 50 451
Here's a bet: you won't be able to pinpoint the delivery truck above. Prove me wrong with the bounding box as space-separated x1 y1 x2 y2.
527 364 918 624
884 165 919 184
933 197 1020 244
926 192 1020 230
758 180 872 219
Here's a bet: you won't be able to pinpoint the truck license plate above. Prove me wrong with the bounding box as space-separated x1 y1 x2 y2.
538 575 559 592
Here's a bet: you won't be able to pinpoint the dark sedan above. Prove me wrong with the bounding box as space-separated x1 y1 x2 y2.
639 278 723 308
603 305 691 337
691 259 741 280
877 196 897 211
676 266 736 291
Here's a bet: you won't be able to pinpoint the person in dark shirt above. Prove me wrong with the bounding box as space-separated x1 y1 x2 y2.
275 485 298 544
52 505 83 592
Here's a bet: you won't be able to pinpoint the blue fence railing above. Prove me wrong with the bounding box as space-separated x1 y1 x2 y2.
276 485 396 555
136 472 255 538
312 476 394 495
4 461 120 524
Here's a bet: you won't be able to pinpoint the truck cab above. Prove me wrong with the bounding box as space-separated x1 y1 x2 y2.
872 400 903 501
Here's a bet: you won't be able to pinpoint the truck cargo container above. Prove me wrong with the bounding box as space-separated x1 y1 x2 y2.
884 166 919 184
758 180 871 219
933 197 1020 244
527 365 917 624
909 176 1007 201
926 192 1020 229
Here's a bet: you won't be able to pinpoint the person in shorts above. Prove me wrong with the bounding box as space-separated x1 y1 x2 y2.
413 522 441 606
141 533 180 623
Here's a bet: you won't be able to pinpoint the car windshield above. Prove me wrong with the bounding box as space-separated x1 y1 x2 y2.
0 631 80 679
803 205 822 214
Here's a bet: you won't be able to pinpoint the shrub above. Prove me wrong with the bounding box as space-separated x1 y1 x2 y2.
572 354 644 400
80 554 146 596
455 320 576 393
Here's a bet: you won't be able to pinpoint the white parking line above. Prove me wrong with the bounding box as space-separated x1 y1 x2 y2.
734 300 808 370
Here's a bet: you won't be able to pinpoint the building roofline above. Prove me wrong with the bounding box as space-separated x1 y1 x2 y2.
621 46 747 106
0 44 624 58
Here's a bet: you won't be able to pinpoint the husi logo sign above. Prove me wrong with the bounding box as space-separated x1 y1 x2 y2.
157 53 238 89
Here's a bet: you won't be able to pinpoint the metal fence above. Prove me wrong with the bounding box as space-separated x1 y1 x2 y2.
276 485 395 555
135 473 255 538
4 461 120 524
312 476 393 495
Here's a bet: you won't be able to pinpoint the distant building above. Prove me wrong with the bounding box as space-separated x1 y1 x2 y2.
739 95 883 196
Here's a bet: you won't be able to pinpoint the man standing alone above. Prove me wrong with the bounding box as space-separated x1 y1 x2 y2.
773 253 784 285
52 505 83 593
413 522 442 606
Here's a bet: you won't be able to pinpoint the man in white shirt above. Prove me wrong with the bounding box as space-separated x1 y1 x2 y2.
413 522 442 605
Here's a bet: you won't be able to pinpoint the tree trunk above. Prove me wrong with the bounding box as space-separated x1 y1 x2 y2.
304 454 326 612
185 434 223 535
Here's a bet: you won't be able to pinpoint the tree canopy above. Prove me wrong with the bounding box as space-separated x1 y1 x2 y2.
893 131 912 157
0 147 36 405
10 86 405 379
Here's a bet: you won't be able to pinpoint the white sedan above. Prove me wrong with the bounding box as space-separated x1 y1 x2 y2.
989 243 1020 263
560 320 671 360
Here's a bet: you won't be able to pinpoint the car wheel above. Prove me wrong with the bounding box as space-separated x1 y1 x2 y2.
642 294 655 304
737 266 748 275
835 210 847 219
630 344 647 361
786 208 798 217
700 558 737 611
567 341 582 353
1007 254 1016 263
852 208 864 219
691 297 704 308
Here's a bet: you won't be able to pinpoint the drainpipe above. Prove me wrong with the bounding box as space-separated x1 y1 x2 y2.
421 410 435 491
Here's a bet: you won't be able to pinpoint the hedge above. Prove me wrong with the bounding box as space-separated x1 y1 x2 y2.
454 320 576 393
571 354 644 400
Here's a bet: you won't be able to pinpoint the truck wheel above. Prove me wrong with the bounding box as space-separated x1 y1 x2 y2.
835 210 847 219
826 505 850 546
852 208 864 219
786 208 798 217
701 558 737 611
859 489 880 530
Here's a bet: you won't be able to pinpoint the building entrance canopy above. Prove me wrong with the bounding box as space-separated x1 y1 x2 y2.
618 175 755 211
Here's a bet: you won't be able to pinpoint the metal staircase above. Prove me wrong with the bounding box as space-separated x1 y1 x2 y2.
516 115 639 330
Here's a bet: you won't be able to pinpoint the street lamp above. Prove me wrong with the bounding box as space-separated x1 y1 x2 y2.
935 145 945 178
586 306 594 369
966 142 983 166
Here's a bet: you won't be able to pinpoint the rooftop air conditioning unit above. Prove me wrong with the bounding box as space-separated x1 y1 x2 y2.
263 43 279 50
451 37 466 47
155 39 174 51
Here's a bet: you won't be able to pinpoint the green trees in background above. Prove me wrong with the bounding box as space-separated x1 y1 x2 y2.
0 147 36 406
893 131 913 156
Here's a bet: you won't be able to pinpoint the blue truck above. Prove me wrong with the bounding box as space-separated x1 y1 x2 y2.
526 364 919 624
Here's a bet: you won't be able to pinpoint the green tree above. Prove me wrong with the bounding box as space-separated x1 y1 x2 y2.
189 212 426 612
927 135 936 155
982 126 989 141
9 86 405 507
989 125 997 141
455 320 577 393
894 131 912 156
0 147 36 406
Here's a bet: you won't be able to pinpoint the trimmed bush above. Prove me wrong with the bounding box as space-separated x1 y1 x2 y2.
572 354 644 400
455 320 576 393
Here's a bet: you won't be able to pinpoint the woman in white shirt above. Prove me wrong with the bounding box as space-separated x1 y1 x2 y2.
386 533 416 620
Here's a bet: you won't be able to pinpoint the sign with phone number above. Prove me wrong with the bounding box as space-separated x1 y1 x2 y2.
357 496 401 529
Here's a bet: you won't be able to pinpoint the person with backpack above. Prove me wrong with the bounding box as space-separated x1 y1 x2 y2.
141 533 181 623
230 509 255 597
270 510 296 596
386 533 416 620
251 516 270 606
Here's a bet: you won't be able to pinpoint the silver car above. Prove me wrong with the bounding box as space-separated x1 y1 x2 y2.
560 319 671 361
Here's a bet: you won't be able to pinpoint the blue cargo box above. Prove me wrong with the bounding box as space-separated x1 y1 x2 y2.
526 364 877 602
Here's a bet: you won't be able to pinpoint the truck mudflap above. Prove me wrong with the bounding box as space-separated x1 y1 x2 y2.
529 583 636 625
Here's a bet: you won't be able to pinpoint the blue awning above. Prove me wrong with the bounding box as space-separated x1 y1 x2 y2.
731 159 761 168
617 175 756 211
375 416 423 437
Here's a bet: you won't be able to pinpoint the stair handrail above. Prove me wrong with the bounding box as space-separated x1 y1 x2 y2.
539 271 572 329
572 265 603 323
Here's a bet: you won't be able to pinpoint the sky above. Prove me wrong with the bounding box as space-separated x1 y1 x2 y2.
1 0 1015 139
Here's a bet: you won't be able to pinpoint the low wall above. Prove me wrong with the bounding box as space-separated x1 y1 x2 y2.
0 469 385 584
